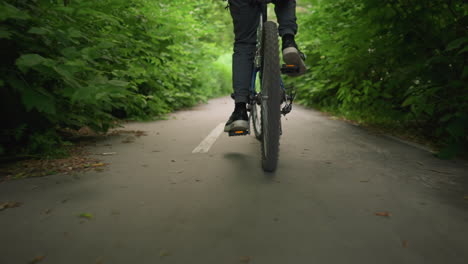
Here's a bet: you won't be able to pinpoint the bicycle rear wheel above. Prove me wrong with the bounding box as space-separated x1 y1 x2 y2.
260 21 281 172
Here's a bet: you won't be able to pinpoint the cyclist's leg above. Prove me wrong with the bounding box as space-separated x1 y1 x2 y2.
274 0 306 76
229 0 261 104
273 0 297 37
225 0 261 132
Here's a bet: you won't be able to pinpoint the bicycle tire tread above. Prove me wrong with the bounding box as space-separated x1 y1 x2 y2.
261 21 281 172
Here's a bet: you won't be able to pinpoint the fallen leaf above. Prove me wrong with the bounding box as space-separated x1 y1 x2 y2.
91 163 105 167
464 195 468 201
111 210 120 216
121 136 135 143
0 201 22 211
78 126 94 135
29 256 45 264
79 213 93 219
171 160 176 162
13 172 26 179
101 152 116 156
375 211 391 217
402 240 409 248
135 131 147 137
240 256 251 263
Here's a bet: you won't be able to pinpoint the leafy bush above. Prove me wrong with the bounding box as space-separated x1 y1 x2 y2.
0 0 232 156
290 0 467 157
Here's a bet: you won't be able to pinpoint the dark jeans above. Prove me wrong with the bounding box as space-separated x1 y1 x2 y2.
228 0 297 103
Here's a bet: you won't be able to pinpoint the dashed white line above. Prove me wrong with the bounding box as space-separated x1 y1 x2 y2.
192 123 224 153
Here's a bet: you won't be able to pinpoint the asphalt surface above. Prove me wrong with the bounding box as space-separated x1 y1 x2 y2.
1 97 468 264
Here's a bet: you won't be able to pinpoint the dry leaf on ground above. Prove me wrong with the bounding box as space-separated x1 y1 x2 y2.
101 152 117 156
402 240 409 248
0 146 104 181
160 250 170 257
109 130 147 137
464 195 468 200
0 201 22 211
375 211 391 217
111 210 120 216
121 136 135 143
29 256 45 264
240 256 251 263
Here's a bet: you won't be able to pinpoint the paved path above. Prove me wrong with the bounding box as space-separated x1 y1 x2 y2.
1 97 468 264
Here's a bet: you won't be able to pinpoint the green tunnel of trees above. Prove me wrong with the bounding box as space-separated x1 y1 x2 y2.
0 0 467 158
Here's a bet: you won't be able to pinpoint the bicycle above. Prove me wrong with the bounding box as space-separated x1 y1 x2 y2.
228 0 298 172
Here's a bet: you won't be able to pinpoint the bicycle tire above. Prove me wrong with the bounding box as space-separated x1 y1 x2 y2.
260 21 281 172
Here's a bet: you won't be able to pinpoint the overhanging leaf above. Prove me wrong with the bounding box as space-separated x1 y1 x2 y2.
446 37 468 51
0 2 30 21
27 27 49 35
21 89 56 115
0 27 12 39
16 54 47 73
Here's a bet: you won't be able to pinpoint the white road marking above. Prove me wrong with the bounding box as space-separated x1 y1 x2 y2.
192 123 225 153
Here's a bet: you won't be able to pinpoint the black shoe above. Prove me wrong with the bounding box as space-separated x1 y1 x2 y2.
282 34 306 76
224 104 249 132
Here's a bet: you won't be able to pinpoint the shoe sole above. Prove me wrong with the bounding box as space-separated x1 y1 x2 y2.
283 47 306 77
224 120 249 132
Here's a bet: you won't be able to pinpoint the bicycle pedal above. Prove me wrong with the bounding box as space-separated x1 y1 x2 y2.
228 130 249 136
281 64 299 74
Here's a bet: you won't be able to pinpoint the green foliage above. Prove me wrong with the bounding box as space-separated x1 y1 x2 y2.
290 0 467 157
0 0 232 155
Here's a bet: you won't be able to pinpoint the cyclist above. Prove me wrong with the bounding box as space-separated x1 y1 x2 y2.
224 0 306 133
